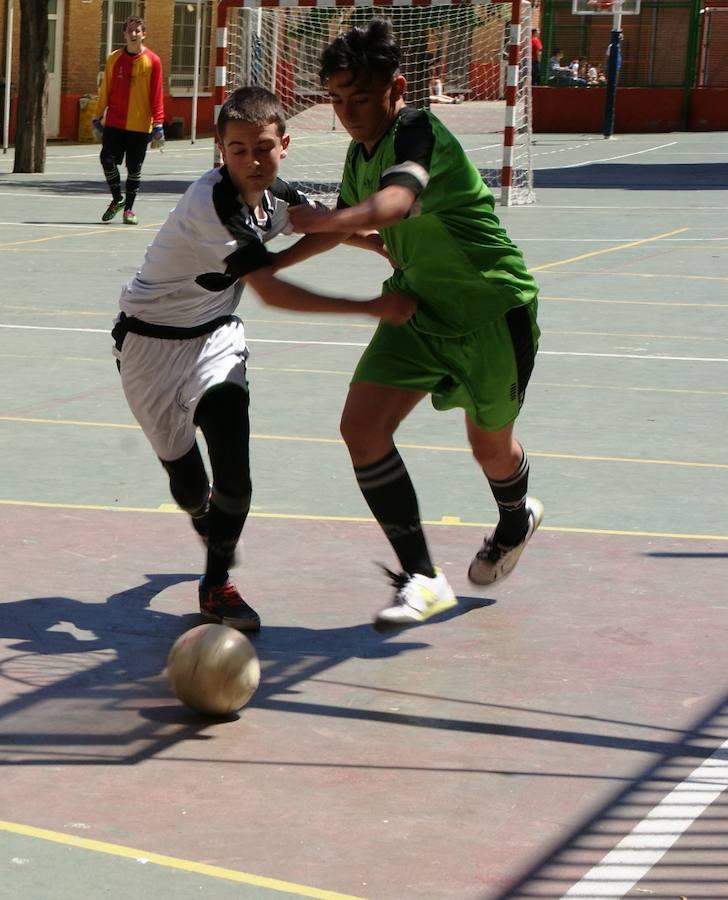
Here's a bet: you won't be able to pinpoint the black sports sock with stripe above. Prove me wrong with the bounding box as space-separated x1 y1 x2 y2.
354 448 435 578
488 448 530 547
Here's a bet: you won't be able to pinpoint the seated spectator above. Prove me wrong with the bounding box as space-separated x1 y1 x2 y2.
429 66 462 104
548 49 572 86
568 57 587 86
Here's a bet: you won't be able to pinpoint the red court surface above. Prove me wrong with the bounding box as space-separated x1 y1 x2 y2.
1 504 727 898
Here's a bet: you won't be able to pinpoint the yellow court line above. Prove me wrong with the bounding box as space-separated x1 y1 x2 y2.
0 224 162 248
0 498 726 542
0 820 364 900
0 415 725 470
529 228 690 273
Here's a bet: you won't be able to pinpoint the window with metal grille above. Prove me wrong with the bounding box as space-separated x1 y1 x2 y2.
171 1 213 95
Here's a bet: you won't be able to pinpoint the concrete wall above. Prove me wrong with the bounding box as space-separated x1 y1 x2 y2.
533 86 728 133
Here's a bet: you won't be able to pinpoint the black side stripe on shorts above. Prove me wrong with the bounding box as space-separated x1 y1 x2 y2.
505 304 536 408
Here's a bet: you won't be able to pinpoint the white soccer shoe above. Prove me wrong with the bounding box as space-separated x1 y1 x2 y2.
467 497 544 586
375 567 457 626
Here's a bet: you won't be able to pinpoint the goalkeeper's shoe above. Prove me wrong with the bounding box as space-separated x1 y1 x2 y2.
467 497 544 586
102 198 125 222
123 210 139 225
375 567 457 626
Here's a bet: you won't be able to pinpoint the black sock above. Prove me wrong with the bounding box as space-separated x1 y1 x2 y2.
124 191 137 211
103 166 122 201
354 448 434 577
203 500 245 586
488 449 530 547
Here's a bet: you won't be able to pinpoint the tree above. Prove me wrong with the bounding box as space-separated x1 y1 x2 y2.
13 0 49 173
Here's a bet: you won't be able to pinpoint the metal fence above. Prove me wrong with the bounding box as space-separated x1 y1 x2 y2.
698 6 728 85
541 0 702 87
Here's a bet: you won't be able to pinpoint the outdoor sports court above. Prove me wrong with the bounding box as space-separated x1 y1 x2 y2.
1 130 727 899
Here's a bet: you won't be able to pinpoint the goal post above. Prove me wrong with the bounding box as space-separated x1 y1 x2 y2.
214 0 534 206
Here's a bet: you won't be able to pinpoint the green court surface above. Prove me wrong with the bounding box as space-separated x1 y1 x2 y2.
0 132 727 899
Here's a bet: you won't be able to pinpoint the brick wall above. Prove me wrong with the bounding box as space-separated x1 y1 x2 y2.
64 0 102 96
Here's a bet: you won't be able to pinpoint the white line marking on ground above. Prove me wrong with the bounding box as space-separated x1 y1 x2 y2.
540 141 678 170
562 739 728 899
1 324 728 362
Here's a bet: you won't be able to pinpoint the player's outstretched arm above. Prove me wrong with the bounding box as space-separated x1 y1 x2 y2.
288 185 415 234
243 268 415 325
271 232 350 272
272 231 393 273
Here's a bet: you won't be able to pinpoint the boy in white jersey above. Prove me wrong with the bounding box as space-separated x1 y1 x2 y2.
113 86 414 631
286 20 543 627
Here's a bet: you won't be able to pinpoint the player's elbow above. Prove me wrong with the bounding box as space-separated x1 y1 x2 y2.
242 267 279 305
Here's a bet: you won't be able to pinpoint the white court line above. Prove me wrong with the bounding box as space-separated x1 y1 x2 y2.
539 141 678 170
0 191 177 202
562 739 728 899
1 324 728 363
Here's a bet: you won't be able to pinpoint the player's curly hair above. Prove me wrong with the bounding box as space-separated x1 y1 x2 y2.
319 18 400 85
217 86 287 138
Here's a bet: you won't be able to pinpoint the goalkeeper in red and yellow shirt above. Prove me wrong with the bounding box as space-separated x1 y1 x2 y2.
94 16 165 225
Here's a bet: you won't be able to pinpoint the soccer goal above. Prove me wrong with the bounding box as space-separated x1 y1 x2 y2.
214 0 534 206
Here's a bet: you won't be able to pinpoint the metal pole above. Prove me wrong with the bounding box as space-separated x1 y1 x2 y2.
3 0 13 154
106 3 115 60
602 3 623 139
191 0 202 143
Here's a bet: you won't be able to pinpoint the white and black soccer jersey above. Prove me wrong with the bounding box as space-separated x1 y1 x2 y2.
119 167 314 328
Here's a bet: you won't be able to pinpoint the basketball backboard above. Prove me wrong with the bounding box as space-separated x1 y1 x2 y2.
572 0 641 14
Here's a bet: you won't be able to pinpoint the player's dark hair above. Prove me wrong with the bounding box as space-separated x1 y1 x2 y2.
217 86 287 138
319 18 400 86
123 16 145 32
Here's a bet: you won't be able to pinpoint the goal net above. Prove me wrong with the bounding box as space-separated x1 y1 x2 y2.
216 0 534 206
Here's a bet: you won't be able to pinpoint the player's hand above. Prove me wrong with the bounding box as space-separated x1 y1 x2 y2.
91 118 104 143
369 290 416 325
360 231 398 268
287 204 337 234
151 123 165 150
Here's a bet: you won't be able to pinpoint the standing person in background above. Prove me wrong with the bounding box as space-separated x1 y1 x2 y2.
93 16 165 225
530 28 543 86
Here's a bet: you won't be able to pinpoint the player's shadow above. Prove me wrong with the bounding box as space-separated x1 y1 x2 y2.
534 162 728 190
0 571 495 754
144 594 496 721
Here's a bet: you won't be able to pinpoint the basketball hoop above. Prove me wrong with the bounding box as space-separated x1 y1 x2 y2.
572 0 640 14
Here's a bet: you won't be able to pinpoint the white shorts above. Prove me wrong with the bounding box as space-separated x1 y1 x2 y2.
118 318 249 461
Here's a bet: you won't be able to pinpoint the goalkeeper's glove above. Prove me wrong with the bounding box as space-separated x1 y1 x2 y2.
151 123 165 150
91 118 104 143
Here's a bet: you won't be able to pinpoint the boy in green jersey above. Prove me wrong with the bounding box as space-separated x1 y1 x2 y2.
287 19 543 627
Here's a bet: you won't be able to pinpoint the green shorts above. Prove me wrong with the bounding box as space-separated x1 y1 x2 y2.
352 302 539 431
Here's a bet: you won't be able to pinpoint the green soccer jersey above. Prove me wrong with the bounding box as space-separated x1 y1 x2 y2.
338 107 538 337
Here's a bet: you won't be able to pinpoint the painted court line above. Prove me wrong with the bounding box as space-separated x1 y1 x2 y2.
0 820 364 900
562 739 728 898
2 324 728 363
1 415 726 471
529 228 689 273
546 141 678 170
1 498 727 543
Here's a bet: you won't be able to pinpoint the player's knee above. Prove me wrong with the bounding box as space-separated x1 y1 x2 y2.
211 485 251 517
160 454 208 513
100 149 115 170
340 408 392 457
